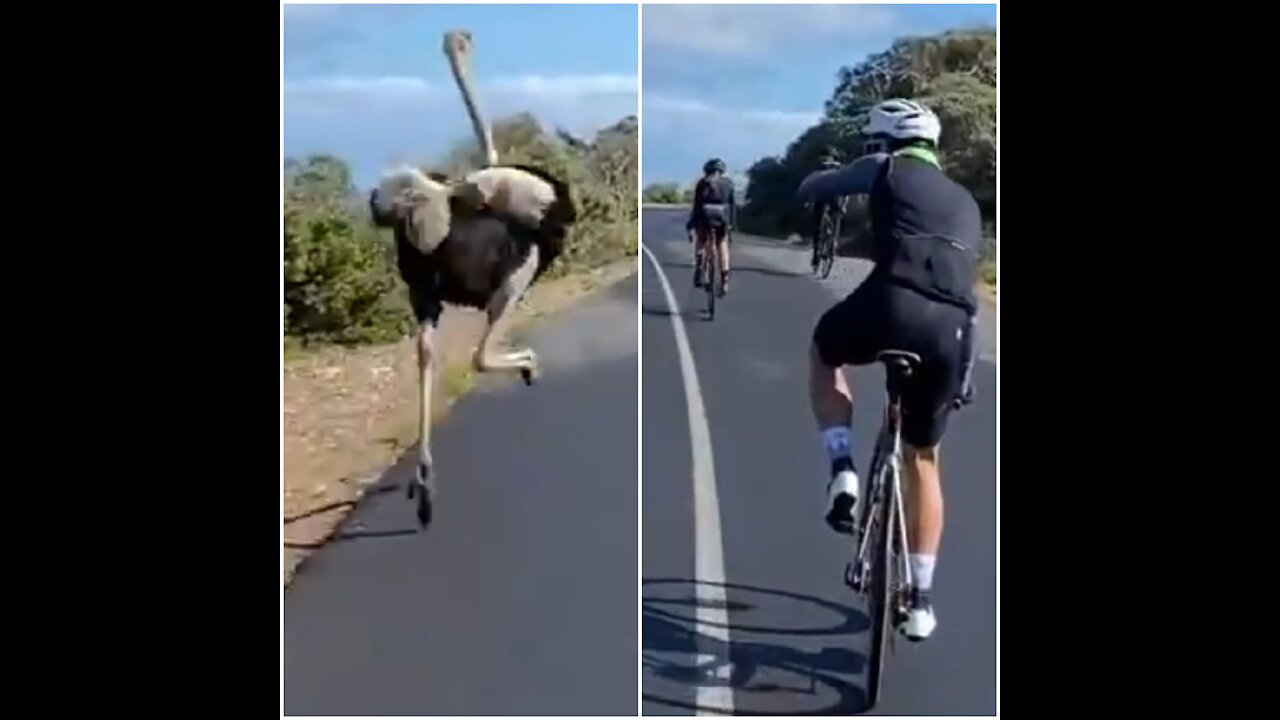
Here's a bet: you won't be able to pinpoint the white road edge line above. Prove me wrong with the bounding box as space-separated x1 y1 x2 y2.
641 242 734 716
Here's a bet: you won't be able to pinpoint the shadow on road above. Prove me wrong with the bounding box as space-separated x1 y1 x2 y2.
642 305 680 318
284 483 420 549
642 578 872 715
284 483 401 525
284 527 419 550
663 259 810 279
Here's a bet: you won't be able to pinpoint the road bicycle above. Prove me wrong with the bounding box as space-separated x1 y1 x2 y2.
842 349 921 710
811 196 848 279
693 231 724 320
813 205 838 279
842 346 976 710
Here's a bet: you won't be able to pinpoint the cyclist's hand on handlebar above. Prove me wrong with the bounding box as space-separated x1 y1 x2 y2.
952 384 975 409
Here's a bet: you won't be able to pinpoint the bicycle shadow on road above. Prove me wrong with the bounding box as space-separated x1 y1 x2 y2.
663 259 810 279
642 578 871 715
641 303 698 320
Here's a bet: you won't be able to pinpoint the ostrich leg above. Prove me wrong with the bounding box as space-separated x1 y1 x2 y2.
474 245 540 384
410 320 437 527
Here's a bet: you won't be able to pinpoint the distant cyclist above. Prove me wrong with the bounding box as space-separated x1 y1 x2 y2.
795 99 980 643
809 150 849 271
686 158 736 296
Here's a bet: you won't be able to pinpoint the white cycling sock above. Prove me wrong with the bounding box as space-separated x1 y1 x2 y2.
909 554 936 591
822 426 852 465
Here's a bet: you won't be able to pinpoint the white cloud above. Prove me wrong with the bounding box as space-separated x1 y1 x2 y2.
645 94 818 129
486 73 637 98
643 4 897 57
285 75 437 97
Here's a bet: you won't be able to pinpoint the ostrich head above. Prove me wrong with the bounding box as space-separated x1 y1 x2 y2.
442 29 473 59
368 167 452 255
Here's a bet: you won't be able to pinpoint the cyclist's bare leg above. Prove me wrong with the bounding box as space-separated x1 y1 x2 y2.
900 442 942 639
809 341 852 429
809 341 859 532
716 232 730 294
692 226 707 287
903 444 943 559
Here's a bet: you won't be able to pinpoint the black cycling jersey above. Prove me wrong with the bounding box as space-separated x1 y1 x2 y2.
797 148 980 314
688 174 737 230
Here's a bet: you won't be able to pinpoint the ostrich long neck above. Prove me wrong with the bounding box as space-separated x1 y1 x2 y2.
446 49 498 167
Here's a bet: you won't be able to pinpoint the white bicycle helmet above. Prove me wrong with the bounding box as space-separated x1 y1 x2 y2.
864 99 941 143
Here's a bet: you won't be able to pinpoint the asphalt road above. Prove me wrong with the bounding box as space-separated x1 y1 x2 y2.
284 274 640 716
641 209 996 715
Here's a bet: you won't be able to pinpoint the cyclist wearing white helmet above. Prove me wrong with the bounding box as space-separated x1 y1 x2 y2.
686 157 736 296
796 99 980 643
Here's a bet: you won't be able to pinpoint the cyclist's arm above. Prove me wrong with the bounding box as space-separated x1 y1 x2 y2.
687 177 706 228
796 154 887 204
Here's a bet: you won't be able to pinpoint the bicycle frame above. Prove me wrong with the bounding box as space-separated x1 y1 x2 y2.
849 386 915 594
881 394 914 593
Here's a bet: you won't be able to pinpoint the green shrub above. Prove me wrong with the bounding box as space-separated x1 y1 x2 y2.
643 183 682 203
283 156 413 345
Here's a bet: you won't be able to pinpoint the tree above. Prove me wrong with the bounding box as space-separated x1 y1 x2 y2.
739 27 996 249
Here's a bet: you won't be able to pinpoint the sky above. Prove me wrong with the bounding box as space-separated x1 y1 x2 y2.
283 4 639 189
641 3 997 188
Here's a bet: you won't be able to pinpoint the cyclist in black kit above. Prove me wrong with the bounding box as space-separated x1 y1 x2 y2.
796 99 980 643
809 150 848 271
686 158 736 296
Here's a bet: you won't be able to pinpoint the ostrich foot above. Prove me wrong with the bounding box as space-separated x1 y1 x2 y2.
407 460 435 528
518 348 539 385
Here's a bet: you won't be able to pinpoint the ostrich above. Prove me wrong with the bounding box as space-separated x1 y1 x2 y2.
367 30 578 527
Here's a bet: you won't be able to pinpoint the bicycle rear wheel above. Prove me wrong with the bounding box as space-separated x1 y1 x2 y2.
863 438 897 710
704 253 716 320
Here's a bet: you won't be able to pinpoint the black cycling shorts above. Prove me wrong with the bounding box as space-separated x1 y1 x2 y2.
812 277 969 448
694 219 729 243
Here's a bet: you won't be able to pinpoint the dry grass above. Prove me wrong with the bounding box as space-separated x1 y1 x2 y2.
282 258 635 585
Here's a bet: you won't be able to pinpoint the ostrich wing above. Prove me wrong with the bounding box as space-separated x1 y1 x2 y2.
455 166 559 228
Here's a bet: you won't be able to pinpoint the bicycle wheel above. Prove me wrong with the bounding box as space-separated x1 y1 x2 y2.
863 433 897 710
704 253 716 320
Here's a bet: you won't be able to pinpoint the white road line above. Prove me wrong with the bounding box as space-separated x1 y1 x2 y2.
641 243 734 716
